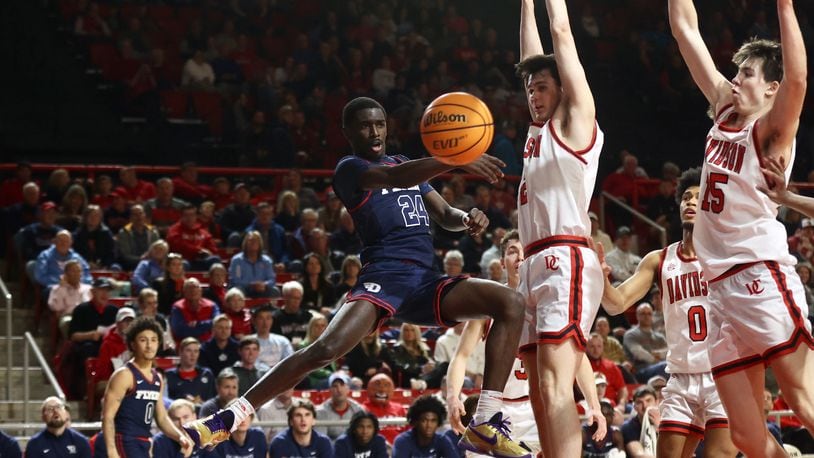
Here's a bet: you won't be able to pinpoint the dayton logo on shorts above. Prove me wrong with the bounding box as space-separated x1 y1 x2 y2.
364 283 382 293
745 279 764 296
544 255 559 271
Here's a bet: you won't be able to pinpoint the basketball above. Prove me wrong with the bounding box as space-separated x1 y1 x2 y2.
420 92 494 166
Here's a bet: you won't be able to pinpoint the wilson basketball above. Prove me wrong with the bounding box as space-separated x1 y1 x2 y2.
420 92 494 166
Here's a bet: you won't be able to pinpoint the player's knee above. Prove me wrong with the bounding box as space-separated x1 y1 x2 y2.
496 290 525 322
306 338 341 366
727 425 762 453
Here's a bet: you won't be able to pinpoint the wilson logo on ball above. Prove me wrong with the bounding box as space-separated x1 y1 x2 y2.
423 111 467 127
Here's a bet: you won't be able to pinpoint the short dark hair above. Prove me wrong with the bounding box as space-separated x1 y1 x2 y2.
125 317 164 352
406 395 447 426
733 38 783 83
342 97 385 129
287 399 317 423
251 303 275 318
347 410 380 439
633 385 657 401
515 54 561 86
675 167 702 205
500 229 520 257
238 335 260 349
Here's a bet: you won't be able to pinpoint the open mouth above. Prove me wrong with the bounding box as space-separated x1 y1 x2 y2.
370 140 383 153
374 393 388 401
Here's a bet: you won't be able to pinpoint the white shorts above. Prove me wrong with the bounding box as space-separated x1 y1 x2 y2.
517 236 604 352
659 372 728 439
706 261 814 378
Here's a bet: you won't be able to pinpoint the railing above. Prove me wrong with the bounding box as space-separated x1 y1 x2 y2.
22 332 65 426
600 191 668 249
1 276 11 401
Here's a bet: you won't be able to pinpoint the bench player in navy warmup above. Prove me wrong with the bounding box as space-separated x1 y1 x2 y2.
102 317 192 457
185 97 531 458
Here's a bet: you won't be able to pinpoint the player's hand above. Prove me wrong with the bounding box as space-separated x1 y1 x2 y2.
646 406 661 427
589 238 612 277
463 208 489 236
758 155 790 204
460 155 505 184
447 394 467 434
178 432 194 457
585 406 608 442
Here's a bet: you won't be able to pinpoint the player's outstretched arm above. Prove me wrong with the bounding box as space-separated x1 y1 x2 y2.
358 156 506 191
156 376 193 456
520 0 544 59
446 319 488 433
102 369 129 458
545 0 595 126
600 250 660 316
759 155 814 217
576 354 607 442
424 191 490 235
668 0 730 107
760 0 807 165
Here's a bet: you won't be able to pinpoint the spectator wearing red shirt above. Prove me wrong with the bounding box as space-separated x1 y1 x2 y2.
145 177 188 235
167 204 221 271
601 152 644 226
211 177 232 211
223 288 252 339
90 175 115 210
362 373 408 442
586 333 628 412
170 278 220 346
115 166 156 204
172 162 213 205
0 161 33 207
96 307 136 381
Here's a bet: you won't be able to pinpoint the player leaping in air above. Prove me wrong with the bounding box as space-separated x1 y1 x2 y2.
183 97 532 458
515 0 607 456
599 168 737 458
669 0 814 455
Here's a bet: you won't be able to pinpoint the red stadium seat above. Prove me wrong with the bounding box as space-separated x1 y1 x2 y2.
109 297 134 308
91 270 131 281
160 90 189 118
190 91 224 136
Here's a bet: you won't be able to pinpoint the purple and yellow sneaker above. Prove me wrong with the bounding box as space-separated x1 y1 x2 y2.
183 410 233 450
459 412 532 458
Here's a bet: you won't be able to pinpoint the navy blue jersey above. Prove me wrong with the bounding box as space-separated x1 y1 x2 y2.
392 430 458 458
25 428 90 458
114 362 162 439
269 428 334 458
333 155 435 268
204 428 267 458
333 433 389 458
0 429 22 458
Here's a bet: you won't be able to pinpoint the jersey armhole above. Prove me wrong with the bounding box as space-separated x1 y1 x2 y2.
654 247 668 299
547 120 597 165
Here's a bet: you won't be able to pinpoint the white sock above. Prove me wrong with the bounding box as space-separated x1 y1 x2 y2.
473 390 503 424
226 397 255 432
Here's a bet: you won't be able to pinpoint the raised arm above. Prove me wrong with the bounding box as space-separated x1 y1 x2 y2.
601 250 661 315
545 0 596 130
520 0 545 59
446 319 487 433
424 191 489 235
668 0 730 107
760 0 807 164
358 155 506 190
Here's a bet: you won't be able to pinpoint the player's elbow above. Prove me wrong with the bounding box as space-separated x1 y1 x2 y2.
548 20 573 41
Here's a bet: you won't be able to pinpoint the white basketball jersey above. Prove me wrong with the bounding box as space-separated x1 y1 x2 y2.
517 120 604 247
693 105 797 280
503 358 530 401
658 242 711 374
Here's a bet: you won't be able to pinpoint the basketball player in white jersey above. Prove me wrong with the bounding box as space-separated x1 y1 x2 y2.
516 0 606 455
669 0 814 455
599 168 737 458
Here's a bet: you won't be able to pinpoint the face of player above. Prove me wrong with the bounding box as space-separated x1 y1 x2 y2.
679 185 700 227
169 405 196 429
634 394 657 419
253 311 273 335
525 70 562 123
414 412 440 441
218 379 238 402
345 108 387 161
180 343 200 367
501 240 524 277
731 57 779 115
353 418 376 446
290 407 315 435
131 329 159 360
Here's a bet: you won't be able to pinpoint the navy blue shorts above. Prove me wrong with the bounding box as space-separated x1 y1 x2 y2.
115 434 150 457
346 260 467 327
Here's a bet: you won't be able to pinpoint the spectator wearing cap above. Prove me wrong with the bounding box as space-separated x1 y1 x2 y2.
585 333 628 412
167 204 221 271
172 162 213 205
32 230 92 296
789 218 814 263
96 307 136 383
3 181 39 254
232 336 269 396
115 166 156 204
16 201 63 262
199 315 240 386
164 337 216 406
25 397 91 458
144 178 188 235
199 368 240 418
605 226 642 283
318 189 343 233
72 204 117 269
330 209 363 257
316 372 365 440
169 277 220 345
577 372 616 416
220 183 256 247
116 204 161 270
229 231 280 298
48 259 93 338
0 161 33 207
245 202 289 268
589 211 613 254
250 304 293 369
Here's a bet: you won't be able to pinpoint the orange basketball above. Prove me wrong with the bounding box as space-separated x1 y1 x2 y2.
420 92 494 166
